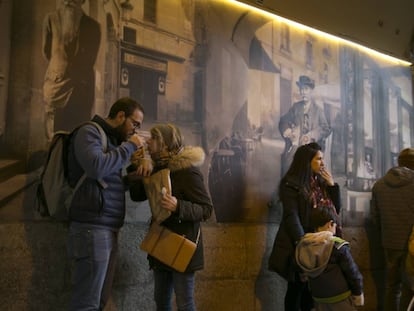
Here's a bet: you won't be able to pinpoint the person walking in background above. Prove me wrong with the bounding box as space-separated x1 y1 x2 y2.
129 123 213 311
42 0 101 140
268 142 341 311
279 75 331 176
66 97 149 311
296 206 364 310
371 148 414 311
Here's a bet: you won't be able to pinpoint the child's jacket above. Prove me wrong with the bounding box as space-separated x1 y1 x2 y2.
295 231 363 303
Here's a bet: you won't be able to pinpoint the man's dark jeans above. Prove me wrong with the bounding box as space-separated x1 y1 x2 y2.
67 223 118 311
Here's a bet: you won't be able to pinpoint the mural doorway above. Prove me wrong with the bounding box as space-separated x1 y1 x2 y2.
128 66 159 122
0 0 11 145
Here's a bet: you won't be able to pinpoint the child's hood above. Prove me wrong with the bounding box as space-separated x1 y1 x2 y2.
295 231 335 278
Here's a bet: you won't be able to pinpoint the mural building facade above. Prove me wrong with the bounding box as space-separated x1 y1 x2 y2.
0 0 413 309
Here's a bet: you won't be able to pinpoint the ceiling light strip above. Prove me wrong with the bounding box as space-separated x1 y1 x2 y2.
228 0 412 66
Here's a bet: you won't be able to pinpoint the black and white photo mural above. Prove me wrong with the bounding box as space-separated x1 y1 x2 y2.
42 0 101 140
1 0 412 225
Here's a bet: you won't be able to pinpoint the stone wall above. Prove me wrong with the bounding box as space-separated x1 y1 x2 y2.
0 176 384 311
0 220 383 311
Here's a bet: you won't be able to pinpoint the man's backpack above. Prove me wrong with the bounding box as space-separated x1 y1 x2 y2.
36 121 107 220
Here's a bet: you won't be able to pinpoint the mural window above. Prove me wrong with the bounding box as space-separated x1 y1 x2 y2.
144 0 157 24
388 88 399 155
306 39 313 68
123 26 136 44
401 103 412 148
322 62 329 83
280 24 290 52
359 75 375 185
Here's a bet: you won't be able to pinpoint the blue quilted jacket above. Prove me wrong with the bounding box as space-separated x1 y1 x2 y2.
67 115 138 228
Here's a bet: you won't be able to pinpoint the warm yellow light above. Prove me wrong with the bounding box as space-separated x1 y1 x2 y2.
227 0 412 66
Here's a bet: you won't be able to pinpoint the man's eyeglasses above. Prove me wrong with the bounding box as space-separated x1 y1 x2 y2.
129 117 141 130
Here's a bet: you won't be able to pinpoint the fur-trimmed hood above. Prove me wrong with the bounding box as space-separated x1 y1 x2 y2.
296 231 349 278
167 146 205 172
296 231 335 278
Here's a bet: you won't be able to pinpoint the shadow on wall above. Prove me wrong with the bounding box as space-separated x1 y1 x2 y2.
254 213 286 309
364 219 386 310
23 184 72 310
208 134 247 222
15 185 155 310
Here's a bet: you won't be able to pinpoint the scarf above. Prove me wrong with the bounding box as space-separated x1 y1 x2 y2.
310 175 334 209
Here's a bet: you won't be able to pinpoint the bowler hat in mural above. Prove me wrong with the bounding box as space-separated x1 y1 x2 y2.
296 75 315 89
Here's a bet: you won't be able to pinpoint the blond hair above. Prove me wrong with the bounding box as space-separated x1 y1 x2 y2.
150 123 183 153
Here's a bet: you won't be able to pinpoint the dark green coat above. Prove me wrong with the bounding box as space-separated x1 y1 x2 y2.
129 146 213 272
268 179 341 281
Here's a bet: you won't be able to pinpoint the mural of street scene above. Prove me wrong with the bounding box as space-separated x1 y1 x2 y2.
0 0 412 226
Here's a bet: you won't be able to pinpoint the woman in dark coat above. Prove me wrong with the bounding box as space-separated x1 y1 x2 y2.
129 123 212 311
268 142 341 311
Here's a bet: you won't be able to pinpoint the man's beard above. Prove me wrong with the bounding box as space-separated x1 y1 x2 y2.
115 122 132 143
60 5 83 45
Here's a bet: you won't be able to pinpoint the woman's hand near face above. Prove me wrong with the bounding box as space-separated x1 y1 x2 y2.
320 167 334 186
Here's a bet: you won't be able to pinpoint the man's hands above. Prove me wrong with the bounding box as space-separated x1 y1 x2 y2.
135 158 153 177
129 133 144 149
283 128 296 140
283 127 300 146
128 136 153 177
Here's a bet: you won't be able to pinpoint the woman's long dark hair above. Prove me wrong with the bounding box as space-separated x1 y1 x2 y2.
279 142 322 196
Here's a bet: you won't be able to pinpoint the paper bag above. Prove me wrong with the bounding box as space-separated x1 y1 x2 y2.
140 222 196 272
143 169 172 223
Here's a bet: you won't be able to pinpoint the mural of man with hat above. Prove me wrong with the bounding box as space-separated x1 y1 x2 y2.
279 75 332 175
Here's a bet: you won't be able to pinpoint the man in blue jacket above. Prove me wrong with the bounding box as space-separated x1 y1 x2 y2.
66 97 149 310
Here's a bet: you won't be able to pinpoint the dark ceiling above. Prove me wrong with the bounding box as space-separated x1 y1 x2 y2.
238 0 414 63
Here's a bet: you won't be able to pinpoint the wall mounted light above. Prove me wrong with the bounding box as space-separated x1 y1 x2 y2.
120 0 134 21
